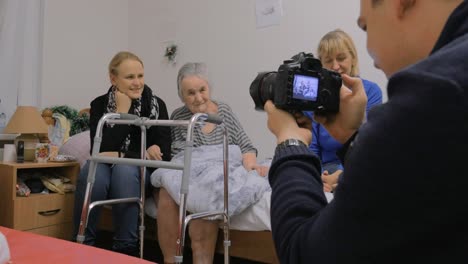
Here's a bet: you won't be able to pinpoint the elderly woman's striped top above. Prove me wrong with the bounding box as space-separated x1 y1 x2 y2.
170 101 257 157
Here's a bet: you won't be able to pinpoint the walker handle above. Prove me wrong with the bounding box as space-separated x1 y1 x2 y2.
205 114 223 125
119 113 139 120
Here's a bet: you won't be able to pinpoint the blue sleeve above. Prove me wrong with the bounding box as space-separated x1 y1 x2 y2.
310 122 321 158
304 111 321 158
363 80 383 113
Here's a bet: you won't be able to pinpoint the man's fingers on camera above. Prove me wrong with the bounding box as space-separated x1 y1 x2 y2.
341 74 359 87
313 113 336 127
294 112 312 130
265 100 312 144
292 111 302 121
341 74 365 96
264 100 276 112
313 115 325 125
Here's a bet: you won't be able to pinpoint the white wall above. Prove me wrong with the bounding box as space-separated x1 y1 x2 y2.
41 0 130 109
0 0 44 131
41 0 388 159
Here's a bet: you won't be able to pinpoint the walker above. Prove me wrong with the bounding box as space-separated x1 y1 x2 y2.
76 112 231 263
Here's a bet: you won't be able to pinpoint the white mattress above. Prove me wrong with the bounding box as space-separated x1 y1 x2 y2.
145 191 334 232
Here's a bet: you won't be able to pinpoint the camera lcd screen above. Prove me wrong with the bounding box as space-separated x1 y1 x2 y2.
292 74 318 101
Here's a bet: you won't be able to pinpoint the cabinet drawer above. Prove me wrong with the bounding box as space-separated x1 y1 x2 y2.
14 193 74 230
28 222 74 240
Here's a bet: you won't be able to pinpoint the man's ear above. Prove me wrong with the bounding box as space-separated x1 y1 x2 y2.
397 0 416 18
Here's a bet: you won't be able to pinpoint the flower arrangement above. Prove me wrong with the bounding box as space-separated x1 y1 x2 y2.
164 44 178 63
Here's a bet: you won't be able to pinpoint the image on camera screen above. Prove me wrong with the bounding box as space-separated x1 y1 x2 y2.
292 74 318 101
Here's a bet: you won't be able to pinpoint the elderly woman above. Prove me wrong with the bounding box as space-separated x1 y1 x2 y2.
73 51 171 256
308 29 382 192
155 62 267 263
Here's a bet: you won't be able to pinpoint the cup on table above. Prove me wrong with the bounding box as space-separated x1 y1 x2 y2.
2 144 16 162
35 143 50 163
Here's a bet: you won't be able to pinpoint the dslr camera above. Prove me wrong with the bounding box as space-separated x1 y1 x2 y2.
250 52 342 114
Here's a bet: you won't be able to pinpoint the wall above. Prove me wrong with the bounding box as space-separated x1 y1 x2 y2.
128 0 387 159
41 0 130 109
41 0 388 159
0 0 44 131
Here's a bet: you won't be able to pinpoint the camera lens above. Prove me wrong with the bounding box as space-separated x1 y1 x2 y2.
249 72 277 111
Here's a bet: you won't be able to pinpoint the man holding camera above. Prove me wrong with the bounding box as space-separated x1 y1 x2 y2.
265 0 468 263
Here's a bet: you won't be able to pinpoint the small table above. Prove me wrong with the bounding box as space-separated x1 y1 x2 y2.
0 161 80 239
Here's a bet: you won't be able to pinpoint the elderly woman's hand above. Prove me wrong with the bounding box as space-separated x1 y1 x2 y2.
146 145 163 160
252 164 269 177
242 153 269 176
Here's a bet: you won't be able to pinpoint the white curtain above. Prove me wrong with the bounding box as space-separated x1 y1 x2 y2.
0 0 44 131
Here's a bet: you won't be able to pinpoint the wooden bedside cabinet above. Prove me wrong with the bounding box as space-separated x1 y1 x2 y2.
0 161 80 240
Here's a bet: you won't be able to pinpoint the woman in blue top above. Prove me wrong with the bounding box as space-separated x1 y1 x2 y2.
307 29 382 192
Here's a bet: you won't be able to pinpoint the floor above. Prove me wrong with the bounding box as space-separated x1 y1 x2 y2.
94 230 264 264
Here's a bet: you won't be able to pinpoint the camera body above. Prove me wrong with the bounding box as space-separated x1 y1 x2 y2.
250 52 342 114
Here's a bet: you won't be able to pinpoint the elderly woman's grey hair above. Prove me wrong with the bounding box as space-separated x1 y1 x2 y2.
177 62 211 100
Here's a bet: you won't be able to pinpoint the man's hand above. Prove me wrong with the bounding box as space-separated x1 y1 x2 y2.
314 74 367 144
264 101 312 145
294 111 313 131
115 88 132 113
146 145 163 160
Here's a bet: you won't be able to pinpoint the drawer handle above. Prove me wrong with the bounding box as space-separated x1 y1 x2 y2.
38 209 61 216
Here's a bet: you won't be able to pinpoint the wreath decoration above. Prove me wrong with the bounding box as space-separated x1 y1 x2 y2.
164 44 178 63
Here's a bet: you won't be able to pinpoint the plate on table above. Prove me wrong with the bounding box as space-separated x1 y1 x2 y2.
49 155 76 162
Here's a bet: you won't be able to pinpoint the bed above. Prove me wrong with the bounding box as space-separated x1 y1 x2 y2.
45 108 333 263
43 107 280 262
147 143 280 263
145 190 279 263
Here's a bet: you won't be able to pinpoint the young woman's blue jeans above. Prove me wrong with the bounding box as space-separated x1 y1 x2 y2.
73 161 150 253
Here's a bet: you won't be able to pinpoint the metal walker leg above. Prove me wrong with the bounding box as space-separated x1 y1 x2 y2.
76 113 148 258
174 113 231 264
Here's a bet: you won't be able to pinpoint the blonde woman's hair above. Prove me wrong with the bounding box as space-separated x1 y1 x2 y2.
108 51 144 76
317 29 360 76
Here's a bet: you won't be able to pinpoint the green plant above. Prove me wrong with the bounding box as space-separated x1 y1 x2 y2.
48 105 89 136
